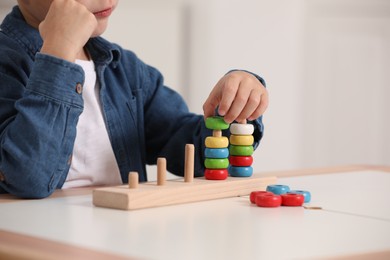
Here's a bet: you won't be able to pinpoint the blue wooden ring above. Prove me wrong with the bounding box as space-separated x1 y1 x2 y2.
289 190 311 203
205 148 229 159
228 166 253 177
266 185 290 195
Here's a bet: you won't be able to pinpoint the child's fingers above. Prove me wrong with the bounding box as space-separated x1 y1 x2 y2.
217 76 240 117
222 82 250 123
247 88 269 121
234 88 262 122
225 80 268 122
202 85 221 119
202 73 240 120
203 71 268 123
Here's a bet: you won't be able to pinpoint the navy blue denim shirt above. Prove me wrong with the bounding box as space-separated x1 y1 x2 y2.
0 6 265 198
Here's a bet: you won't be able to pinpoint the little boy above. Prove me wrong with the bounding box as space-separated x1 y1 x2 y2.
0 0 268 198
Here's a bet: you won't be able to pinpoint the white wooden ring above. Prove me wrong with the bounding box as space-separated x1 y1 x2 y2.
229 123 254 135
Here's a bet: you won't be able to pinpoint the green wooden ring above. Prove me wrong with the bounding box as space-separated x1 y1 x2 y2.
205 116 229 130
229 145 254 156
204 158 229 169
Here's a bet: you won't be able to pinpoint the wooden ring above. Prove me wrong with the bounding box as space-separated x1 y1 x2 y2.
229 135 254 146
288 190 311 203
228 166 253 177
205 116 230 130
205 136 229 148
281 193 305 206
229 145 254 156
204 169 228 180
255 194 282 207
204 158 229 169
205 148 229 159
229 123 254 135
266 184 290 195
229 156 253 167
250 191 273 204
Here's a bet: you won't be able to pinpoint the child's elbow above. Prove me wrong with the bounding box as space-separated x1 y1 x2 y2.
18 187 55 199
0 170 57 199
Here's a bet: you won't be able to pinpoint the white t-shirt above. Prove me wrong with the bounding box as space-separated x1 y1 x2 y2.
62 59 122 189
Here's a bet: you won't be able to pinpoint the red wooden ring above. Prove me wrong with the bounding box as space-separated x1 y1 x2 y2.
229 156 253 167
281 193 304 206
250 191 273 204
255 194 282 207
205 169 228 180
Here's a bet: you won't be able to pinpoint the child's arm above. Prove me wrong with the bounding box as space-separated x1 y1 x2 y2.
203 70 268 124
39 0 97 62
0 0 96 197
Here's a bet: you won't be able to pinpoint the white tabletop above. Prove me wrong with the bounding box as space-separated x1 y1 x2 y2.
0 169 389 260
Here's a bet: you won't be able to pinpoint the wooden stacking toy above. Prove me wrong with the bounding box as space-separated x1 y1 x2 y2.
228 122 254 177
204 116 230 180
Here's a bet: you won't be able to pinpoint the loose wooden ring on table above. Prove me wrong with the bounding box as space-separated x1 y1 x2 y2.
250 191 274 204
255 193 282 207
266 184 291 195
288 190 311 203
281 193 305 206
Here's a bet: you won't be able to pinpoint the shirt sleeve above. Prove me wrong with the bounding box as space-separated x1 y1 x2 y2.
0 52 84 198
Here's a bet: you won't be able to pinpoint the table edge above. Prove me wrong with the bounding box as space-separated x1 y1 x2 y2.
0 229 133 260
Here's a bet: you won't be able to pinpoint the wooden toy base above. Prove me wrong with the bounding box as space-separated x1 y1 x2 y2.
93 176 277 210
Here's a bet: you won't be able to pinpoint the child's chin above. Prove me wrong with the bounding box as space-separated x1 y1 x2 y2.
92 23 109 37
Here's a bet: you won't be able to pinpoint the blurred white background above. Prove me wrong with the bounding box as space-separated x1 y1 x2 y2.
1 0 389 176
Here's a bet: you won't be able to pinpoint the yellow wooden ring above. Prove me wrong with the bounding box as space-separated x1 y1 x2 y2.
205 136 229 148
229 135 254 146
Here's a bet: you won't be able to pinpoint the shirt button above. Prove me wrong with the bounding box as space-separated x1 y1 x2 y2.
0 171 5 182
67 154 73 165
75 83 83 94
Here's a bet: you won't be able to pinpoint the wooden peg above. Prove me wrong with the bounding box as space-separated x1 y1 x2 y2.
212 130 222 137
157 157 166 186
128 171 139 189
184 144 195 183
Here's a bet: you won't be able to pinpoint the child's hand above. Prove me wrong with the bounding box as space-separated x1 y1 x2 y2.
203 71 269 124
39 0 97 62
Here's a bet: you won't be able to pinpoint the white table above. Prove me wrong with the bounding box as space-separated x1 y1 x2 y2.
0 166 389 259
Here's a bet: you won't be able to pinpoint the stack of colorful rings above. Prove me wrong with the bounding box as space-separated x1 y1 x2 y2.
228 122 254 177
204 116 230 180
